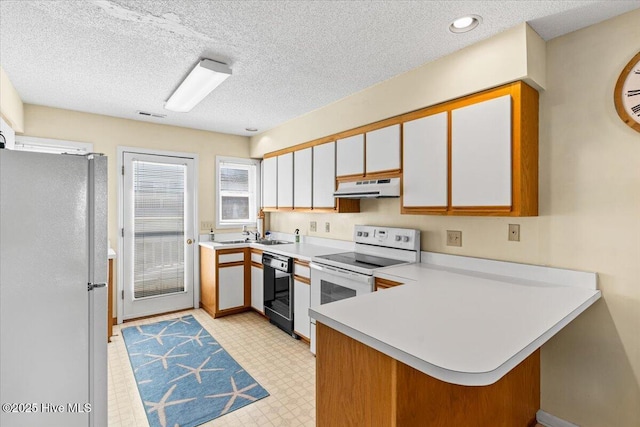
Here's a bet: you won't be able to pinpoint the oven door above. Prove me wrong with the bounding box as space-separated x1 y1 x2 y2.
309 262 374 354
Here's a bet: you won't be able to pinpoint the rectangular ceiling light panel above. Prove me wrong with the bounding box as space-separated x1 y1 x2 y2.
164 59 232 113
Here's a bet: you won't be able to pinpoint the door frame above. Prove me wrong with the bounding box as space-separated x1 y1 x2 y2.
117 146 199 324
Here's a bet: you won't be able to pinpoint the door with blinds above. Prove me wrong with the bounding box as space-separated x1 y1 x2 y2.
122 152 196 319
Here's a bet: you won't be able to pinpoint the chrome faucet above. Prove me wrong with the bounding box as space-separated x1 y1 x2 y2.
242 225 260 241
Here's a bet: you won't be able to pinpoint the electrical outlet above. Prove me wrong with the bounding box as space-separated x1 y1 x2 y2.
325 222 330 233
201 221 214 230
508 224 520 242
310 221 317 232
446 230 462 247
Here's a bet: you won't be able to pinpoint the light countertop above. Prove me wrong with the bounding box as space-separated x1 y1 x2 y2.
108 248 116 259
199 241 346 262
310 253 601 386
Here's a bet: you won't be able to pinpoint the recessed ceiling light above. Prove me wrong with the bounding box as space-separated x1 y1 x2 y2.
449 15 481 33
245 127 258 132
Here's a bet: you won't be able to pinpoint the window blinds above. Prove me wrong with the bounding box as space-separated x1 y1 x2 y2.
132 160 186 299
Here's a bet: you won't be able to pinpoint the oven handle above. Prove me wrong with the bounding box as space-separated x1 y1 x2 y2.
310 262 374 285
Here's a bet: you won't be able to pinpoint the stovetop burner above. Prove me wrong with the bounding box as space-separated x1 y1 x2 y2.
315 252 407 270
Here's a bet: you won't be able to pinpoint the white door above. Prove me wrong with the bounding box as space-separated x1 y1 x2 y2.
312 141 336 208
451 95 512 207
403 112 448 207
293 279 310 339
251 265 264 313
262 156 277 208
122 152 196 319
336 134 364 177
293 148 313 208
277 152 294 208
366 124 400 173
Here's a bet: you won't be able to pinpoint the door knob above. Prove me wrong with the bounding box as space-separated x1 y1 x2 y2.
186 239 193 245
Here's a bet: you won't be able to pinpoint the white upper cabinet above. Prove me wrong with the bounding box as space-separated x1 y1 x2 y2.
451 95 512 207
277 152 294 208
336 134 364 177
312 142 336 209
366 124 400 174
403 112 448 207
262 156 277 208
294 147 313 209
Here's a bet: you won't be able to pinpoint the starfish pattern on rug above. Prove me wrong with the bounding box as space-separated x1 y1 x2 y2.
176 328 210 347
167 316 191 327
122 314 269 426
145 384 196 427
132 325 180 346
169 356 224 384
205 376 258 415
135 346 189 371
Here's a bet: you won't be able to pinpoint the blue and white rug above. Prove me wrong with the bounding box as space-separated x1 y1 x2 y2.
122 315 269 427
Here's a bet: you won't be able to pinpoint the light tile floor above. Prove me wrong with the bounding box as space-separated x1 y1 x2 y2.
108 309 316 426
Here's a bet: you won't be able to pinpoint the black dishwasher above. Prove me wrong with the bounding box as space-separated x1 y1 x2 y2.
263 252 296 337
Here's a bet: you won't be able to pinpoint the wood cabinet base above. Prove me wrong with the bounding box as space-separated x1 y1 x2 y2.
316 323 539 427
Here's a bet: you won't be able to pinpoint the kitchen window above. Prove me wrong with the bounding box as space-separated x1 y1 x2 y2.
216 156 260 228
13 135 93 154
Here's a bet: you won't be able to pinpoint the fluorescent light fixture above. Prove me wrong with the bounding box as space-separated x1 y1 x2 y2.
449 15 481 33
165 59 231 112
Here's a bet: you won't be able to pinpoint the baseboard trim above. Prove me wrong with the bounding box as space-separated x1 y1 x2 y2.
537 410 580 427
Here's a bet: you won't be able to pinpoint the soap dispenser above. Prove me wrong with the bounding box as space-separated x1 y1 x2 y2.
209 228 215 242
295 229 300 243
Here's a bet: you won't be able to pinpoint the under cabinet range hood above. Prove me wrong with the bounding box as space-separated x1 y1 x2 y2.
333 177 400 199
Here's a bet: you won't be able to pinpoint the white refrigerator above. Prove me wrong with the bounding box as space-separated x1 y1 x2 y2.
0 149 108 427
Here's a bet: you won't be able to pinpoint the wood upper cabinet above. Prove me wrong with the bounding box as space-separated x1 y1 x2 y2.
402 112 448 210
451 95 511 208
366 124 401 174
312 141 336 209
277 152 293 209
262 156 277 208
336 134 364 177
402 81 538 216
293 147 313 209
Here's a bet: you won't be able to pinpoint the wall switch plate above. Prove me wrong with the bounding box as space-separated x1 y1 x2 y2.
325 222 330 233
508 224 520 242
201 221 214 230
446 230 462 247
310 221 317 232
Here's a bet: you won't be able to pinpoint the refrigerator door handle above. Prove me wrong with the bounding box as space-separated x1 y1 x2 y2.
88 282 107 291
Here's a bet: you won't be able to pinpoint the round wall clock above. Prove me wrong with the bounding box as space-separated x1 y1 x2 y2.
614 51 640 133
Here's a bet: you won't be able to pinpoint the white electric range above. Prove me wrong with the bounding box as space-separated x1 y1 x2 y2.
309 225 421 354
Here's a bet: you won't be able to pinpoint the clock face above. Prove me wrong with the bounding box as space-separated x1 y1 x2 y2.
615 51 640 132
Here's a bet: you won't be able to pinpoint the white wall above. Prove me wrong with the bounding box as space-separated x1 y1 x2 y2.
252 12 640 427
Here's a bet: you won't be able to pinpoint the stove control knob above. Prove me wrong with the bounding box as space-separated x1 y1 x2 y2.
403 236 410 242
395 235 402 241
363 232 369 237
356 231 363 237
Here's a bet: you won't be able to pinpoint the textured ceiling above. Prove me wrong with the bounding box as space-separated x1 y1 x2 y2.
1 1 638 137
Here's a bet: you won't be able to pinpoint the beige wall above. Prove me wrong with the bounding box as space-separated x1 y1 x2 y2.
0 66 24 132
258 12 640 427
22 104 251 316
251 23 546 158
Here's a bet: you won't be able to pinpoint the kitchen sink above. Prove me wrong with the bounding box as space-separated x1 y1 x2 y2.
216 239 293 245
256 239 293 245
